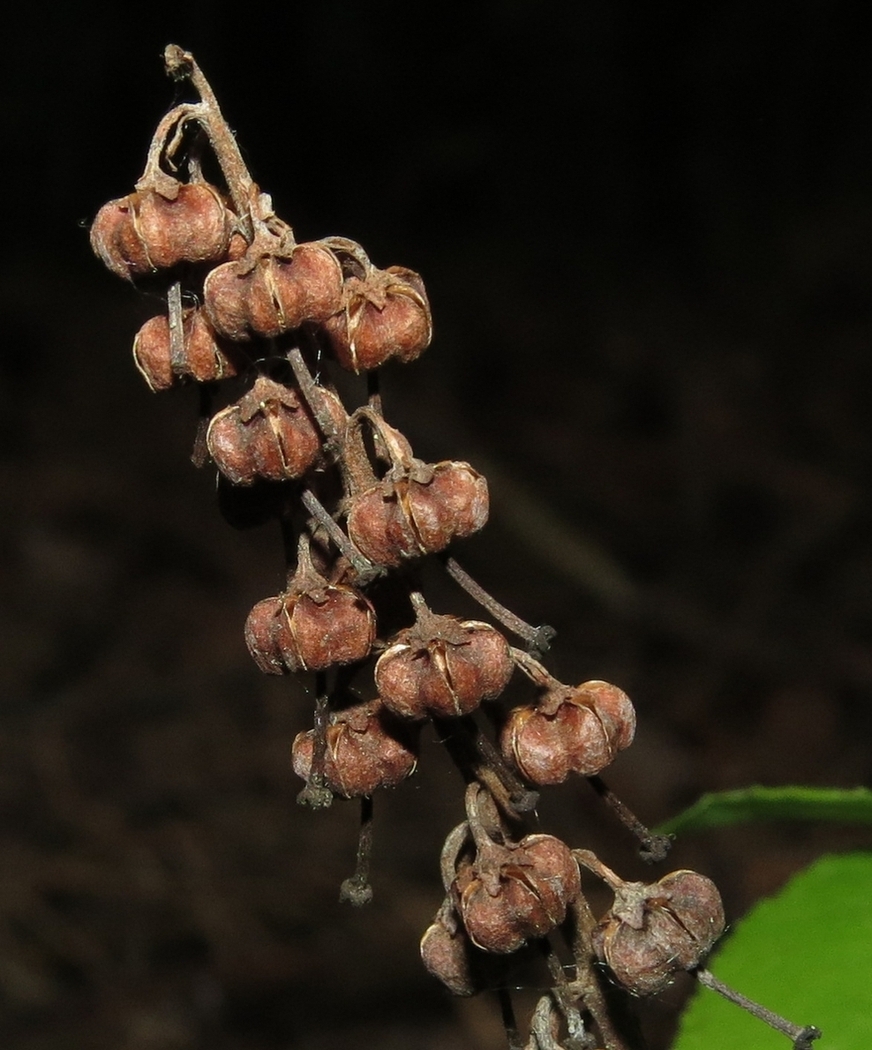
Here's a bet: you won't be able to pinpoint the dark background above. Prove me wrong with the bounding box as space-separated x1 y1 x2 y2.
3 3 872 1047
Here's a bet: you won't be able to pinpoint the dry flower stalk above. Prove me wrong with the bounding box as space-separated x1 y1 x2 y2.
89 44 821 1050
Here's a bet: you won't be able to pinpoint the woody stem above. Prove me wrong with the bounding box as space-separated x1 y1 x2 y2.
694 969 821 1049
163 44 256 237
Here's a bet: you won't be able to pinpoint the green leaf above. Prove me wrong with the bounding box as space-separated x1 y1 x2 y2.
656 786 872 836
674 853 872 1050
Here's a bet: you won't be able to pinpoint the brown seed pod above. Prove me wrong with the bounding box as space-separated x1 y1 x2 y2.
453 833 580 954
245 538 376 674
132 308 245 391
593 869 725 995
204 240 344 340
91 182 234 280
501 680 636 785
347 460 488 567
291 700 419 798
206 376 346 485
375 600 513 720
321 264 432 372
420 902 481 997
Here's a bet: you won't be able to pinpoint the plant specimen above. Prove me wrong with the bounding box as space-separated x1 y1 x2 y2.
90 45 823 1050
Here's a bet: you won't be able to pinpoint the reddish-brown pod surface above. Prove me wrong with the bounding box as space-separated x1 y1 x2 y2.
375 607 513 720
420 908 480 997
245 583 375 675
204 241 344 340
594 870 725 995
322 265 432 372
206 376 345 485
454 834 580 954
406 461 489 552
346 480 420 566
347 461 488 567
501 680 636 784
291 700 419 797
91 183 233 280
133 309 244 391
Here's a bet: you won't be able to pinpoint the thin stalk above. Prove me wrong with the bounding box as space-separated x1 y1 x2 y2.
497 986 524 1050
299 488 378 583
566 894 632 1050
694 969 821 1049
167 280 185 373
190 383 213 468
586 775 672 863
163 45 256 236
339 795 374 906
297 683 332 809
442 555 556 655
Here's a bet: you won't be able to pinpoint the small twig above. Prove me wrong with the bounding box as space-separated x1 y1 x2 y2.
461 715 539 814
565 895 632 1050
694 969 821 1049
538 941 590 1049
441 555 556 655
366 368 382 417
300 487 379 583
432 716 537 821
585 776 672 863
287 347 345 454
167 281 185 373
190 383 213 468
497 986 524 1050
297 685 332 809
339 795 374 906
163 45 256 237
510 646 561 690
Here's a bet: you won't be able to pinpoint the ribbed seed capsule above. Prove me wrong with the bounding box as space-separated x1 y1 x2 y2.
347 460 488 567
204 241 343 340
594 870 725 995
245 540 375 674
453 834 580 954
291 700 419 798
501 680 636 784
206 376 346 485
133 308 244 391
322 265 432 372
91 182 233 280
375 603 513 720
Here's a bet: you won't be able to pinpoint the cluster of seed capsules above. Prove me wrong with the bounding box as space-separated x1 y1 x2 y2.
90 48 726 1039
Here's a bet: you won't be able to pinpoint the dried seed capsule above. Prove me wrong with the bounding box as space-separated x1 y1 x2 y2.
132 308 245 391
347 460 488 567
454 834 580 954
204 241 343 340
375 603 513 720
321 265 432 372
245 542 376 674
594 870 725 995
91 182 233 280
420 903 480 997
206 376 346 485
501 680 636 785
291 700 419 797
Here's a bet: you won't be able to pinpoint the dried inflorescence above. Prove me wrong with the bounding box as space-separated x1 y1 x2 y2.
88 45 806 1050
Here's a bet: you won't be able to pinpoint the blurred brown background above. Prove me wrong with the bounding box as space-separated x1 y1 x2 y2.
3 3 872 1047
